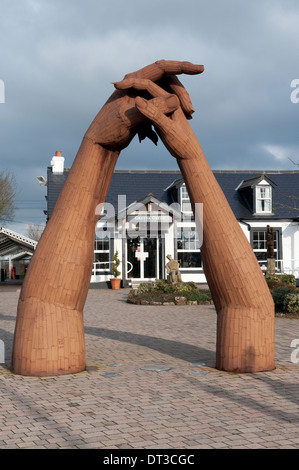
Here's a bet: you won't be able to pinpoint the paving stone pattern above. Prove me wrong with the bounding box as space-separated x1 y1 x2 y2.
0 286 299 449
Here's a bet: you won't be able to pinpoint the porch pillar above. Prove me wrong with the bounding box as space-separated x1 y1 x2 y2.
8 256 12 280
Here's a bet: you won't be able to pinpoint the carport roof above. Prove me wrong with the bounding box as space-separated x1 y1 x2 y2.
0 227 37 257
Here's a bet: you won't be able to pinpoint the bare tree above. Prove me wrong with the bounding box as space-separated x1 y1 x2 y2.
27 223 44 241
288 157 299 166
0 170 17 223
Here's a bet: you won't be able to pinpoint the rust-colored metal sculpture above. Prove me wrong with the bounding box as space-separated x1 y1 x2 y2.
12 61 202 376
12 60 275 376
130 84 275 373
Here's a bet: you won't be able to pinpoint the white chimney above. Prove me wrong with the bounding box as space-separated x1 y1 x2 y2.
51 150 65 174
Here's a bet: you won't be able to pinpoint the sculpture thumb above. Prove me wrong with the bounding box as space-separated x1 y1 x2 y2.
135 97 171 133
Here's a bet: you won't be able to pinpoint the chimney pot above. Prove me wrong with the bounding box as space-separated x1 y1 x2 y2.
51 150 65 174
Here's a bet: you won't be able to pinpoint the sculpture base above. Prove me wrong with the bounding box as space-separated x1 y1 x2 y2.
266 258 276 277
216 305 275 373
12 298 86 377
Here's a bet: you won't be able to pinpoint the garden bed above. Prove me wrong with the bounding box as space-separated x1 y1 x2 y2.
127 275 299 315
127 280 213 306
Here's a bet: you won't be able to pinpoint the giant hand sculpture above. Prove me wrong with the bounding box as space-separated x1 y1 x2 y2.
12 61 204 376
114 76 275 372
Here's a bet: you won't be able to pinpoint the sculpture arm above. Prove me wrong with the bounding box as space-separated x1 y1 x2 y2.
134 98 272 308
19 61 204 309
12 61 204 376
133 93 275 372
19 137 117 310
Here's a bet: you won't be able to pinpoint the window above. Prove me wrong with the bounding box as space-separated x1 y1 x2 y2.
177 227 202 269
252 229 280 271
94 237 110 272
180 185 192 213
256 186 272 213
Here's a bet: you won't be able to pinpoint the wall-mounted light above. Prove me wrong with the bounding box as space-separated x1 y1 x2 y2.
36 176 47 186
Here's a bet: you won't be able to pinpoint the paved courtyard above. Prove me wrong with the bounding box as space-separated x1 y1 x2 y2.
0 284 299 449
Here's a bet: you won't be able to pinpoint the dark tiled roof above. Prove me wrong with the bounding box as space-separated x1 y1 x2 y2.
213 171 299 219
105 171 181 209
237 174 277 190
46 168 299 221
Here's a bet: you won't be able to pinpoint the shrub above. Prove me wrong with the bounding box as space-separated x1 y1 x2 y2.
265 274 297 290
111 251 121 278
172 281 199 294
281 274 296 286
154 279 169 291
137 282 156 294
271 286 295 312
187 292 212 303
283 292 299 313
136 280 199 296
130 280 212 305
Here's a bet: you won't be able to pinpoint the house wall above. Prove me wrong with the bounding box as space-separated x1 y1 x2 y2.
240 220 299 278
90 219 299 285
90 217 299 286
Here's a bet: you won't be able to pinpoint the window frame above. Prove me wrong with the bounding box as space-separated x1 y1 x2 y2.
255 185 272 214
180 184 193 215
176 224 202 271
250 227 282 272
93 237 111 272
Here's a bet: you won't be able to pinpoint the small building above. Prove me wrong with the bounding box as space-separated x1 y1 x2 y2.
46 152 299 287
0 227 37 281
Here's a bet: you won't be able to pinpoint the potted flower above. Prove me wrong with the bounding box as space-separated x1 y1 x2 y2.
111 250 121 289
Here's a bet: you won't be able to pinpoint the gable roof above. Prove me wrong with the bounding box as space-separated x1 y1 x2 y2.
0 227 37 257
117 192 182 220
46 168 299 221
237 174 277 190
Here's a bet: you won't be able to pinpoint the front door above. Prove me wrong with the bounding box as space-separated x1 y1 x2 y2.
127 236 164 280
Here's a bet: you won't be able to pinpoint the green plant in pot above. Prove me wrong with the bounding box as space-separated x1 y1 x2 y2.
111 250 121 289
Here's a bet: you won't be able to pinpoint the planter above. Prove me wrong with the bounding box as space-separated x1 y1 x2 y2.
111 278 121 290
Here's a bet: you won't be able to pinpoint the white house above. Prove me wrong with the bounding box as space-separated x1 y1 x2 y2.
46 152 299 287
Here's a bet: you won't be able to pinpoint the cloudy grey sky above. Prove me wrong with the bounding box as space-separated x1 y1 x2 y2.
1 0 299 234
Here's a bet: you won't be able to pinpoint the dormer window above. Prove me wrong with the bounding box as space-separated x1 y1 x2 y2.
165 179 194 217
237 175 276 215
256 185 272 213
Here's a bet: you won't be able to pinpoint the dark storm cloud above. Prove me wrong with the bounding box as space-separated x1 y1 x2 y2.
0 0 299 233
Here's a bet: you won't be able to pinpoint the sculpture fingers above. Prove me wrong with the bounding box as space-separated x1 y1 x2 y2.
155 60 204 76
150 94 180 115
114 77 194 119
135 97 194 160
135 97 179 158
163 75 195 120
135 95 180 145
124 60 204 81
135 96 173 132
113 78 170 98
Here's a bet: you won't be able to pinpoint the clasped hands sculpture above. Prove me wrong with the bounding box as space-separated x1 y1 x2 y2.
12 61 275 376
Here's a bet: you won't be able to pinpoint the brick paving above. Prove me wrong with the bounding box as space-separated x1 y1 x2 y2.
0 284 298 449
